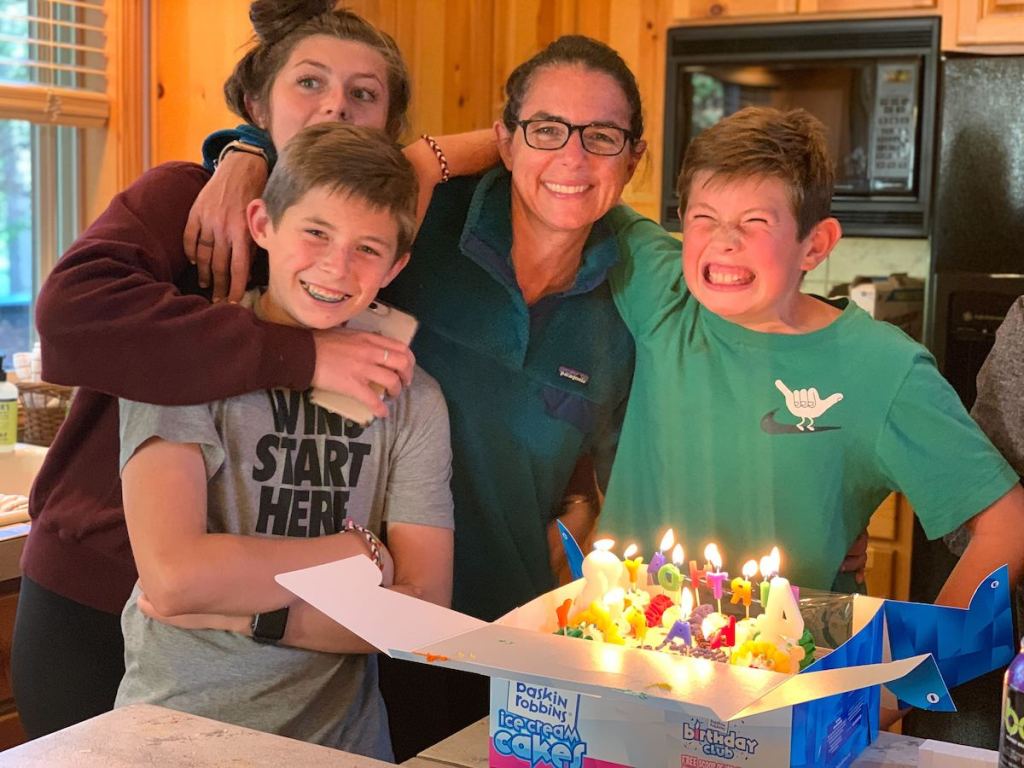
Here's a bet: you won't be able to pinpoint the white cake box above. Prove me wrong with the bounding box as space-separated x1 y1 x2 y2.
278 558 1013 768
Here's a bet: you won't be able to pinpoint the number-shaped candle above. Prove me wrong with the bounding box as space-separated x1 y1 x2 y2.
578 539 623 609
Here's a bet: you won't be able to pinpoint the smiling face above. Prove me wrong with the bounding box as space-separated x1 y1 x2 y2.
250 35 390 147
681 172 840 333
496 64 644 239
247 187 408 330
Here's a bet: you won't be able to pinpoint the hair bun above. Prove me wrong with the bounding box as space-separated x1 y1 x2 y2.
249 0 335 44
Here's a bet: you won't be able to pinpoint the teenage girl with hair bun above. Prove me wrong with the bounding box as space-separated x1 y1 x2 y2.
12 0 492 741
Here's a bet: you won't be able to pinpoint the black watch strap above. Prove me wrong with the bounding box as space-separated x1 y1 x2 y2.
251 607 289 645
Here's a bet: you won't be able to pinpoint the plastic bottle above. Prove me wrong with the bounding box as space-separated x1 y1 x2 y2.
0 357 17 452
1000 638 1024 766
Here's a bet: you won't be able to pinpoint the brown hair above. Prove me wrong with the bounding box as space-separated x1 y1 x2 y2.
225 0 411 141
262 122 419 257
676 107 834 240
501 35 644 141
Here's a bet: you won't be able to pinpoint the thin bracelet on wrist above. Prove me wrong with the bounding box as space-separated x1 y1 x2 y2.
421 134 450 183
216 139 269 170
343 518 385 571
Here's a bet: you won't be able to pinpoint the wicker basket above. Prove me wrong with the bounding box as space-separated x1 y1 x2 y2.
17 380 74 446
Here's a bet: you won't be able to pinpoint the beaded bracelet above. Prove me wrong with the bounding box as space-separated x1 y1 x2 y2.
421 134 451 184
343 518 385 571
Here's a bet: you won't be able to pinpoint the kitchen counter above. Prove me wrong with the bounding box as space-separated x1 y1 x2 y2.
0 704 397 767
0 443 45 582
0 704 996 767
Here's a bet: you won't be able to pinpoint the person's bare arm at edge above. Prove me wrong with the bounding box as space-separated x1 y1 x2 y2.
935 483 1024 606
185 129 499 302
137 521 453 655
880 482 1024 729
122 437 394 617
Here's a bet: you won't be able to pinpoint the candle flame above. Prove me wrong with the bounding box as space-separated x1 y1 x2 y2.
594 539 615 552
672 543 684 567
681 587 694 618
742 559 758 580
759 555 773 580
770 546 781 575
623 543 638 559
704 543 722 570
659 529 675 552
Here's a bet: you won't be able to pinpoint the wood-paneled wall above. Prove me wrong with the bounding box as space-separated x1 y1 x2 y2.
152 0 671 218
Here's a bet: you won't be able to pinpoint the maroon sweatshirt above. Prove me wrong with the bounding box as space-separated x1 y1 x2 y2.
22 162 316 614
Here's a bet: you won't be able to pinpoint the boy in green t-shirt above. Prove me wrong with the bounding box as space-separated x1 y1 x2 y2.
601 107 1024 608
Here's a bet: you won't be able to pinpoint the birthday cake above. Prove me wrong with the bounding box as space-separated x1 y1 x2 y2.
554 534 817 674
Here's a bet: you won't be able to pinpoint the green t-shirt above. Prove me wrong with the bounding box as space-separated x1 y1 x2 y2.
600 207 1018 591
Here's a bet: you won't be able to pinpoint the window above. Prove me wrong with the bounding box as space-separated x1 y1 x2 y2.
0 0 107 357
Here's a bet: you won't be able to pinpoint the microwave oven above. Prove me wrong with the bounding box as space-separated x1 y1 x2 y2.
662 16 940 237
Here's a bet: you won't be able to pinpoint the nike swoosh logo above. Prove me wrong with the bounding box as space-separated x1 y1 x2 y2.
760 408 841 434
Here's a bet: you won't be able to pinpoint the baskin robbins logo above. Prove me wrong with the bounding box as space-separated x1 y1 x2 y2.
492 682 587 768
681 718 759 763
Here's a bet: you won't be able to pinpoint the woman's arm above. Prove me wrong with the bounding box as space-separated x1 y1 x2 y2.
185 129 500 301
404 129 499 222
122 436 389 616
37 162 316 405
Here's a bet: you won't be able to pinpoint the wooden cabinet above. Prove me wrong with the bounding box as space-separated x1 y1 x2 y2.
864 493 913 601
802 0 936 11
957 0 1024 46
0 579 24 750
675 0 797 19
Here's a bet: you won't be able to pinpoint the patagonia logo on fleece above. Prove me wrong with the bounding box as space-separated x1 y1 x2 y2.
558 366 589 385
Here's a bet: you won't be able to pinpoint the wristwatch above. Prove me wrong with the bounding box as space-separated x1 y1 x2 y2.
216 139 270 169
251 607 289 645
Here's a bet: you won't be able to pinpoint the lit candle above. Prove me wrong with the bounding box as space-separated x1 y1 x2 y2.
578 539 623 610
660 587 694 648
647 530 674 584
657 544 685 601
759 548 780 606
622 543 644 587
689 560 706 605
759 550 804 645
730 559 757 619
704 543 729 614
709 615 737 649
663 618 692 648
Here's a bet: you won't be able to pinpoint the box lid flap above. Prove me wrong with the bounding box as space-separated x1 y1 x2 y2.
275 556 485 655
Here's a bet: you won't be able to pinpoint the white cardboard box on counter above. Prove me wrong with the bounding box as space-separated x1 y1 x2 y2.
278 557 1009 768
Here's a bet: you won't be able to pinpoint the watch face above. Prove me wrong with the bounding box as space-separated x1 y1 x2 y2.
252 607 289 644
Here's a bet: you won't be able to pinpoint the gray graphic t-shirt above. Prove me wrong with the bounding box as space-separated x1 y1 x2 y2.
114 362 452 759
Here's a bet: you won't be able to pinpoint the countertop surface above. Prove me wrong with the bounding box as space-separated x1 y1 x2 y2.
0 704 397 767
0 703 995 767
0 443 47 581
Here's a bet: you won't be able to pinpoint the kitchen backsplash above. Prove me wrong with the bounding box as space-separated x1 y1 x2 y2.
804 238 931 297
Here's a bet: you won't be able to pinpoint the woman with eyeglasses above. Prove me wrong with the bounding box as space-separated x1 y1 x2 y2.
373 35 645 753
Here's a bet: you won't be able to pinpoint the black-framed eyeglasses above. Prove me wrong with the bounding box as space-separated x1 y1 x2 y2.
516 118 634 156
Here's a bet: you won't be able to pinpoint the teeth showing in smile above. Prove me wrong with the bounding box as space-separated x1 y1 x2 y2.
704 264 754 287
300 280 350 304
544 182 589 195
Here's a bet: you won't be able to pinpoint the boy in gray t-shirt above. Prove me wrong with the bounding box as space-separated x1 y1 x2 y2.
115 124 453 762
